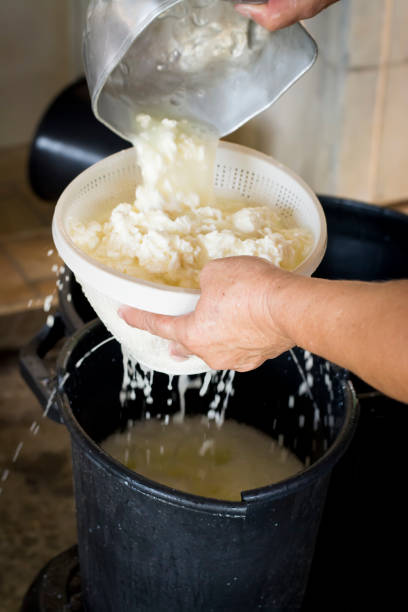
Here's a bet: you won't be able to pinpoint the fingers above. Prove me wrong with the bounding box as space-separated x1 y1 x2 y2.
235 0 301 31
119 307 200 363
118 305 181 341
235 0 338 31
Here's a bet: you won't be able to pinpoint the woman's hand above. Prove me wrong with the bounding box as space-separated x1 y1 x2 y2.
119 257 295 372
118 255 408 402
235 0 339 31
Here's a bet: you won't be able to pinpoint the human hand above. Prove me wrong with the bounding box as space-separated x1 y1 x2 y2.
235 0 339 31
118 257 295 372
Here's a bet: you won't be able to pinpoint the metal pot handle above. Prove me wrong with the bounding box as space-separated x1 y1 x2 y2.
19 313 68 424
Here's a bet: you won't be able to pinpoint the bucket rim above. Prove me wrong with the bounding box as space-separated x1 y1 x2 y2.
57 319 359 515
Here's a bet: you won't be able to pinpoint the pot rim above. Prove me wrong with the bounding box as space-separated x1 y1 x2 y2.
57 319 359 515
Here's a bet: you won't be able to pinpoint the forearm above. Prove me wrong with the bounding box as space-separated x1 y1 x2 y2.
119 256 408 401
272 274 408 402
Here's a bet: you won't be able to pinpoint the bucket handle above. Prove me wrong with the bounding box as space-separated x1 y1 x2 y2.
19 313 68 424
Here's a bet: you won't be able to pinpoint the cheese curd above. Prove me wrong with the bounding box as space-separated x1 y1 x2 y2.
69 115 313 289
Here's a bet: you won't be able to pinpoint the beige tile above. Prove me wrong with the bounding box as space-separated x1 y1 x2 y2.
25 192 55 227
32 278 59 304
336 70 379 200
376 64 408 202
0 1 75 148
0 71 73 149
348 0 384 67
0 352 75 612
0 187 45 236
390 0 408 63
0 253 35 314
0 145 28 184
3 233 60 281
0 1 71 79
0 144 55 227
0 307 50 350
306 0 351 67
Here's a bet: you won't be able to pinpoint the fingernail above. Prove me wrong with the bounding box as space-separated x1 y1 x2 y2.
170 354 188 362
118 306 128 321
170 347 189 361
235 5 254 18
169 341 191 361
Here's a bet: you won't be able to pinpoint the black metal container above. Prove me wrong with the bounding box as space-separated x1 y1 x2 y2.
305 196 408 609
28 78 129 201
20 317 357 611
315 195 408 282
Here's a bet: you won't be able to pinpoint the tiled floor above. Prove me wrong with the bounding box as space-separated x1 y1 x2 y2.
0 147 75 611
0 351 76 612
0 145 62 348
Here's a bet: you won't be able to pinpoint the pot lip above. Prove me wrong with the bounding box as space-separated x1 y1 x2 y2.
318 194 408 223
57 320 359 515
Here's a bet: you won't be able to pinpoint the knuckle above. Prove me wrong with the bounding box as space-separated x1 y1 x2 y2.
142 312 158 335
156 315 172 337
206 357 227 371
178 324 197 350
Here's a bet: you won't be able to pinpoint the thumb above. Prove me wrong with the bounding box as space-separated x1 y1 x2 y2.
235 1 300 31
118 305 183 341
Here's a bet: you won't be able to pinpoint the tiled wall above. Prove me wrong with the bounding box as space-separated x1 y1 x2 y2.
229 0 408 204
0 145 61 342
0 0 86 148
0 1 85 329
1 1 407 202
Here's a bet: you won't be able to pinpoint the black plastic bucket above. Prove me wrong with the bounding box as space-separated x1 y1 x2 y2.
21 316 357 611
28 78 129 201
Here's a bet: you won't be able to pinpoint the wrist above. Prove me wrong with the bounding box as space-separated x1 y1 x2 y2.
265 269 312 345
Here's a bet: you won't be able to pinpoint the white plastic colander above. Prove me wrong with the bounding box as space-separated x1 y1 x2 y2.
52 142 327 375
